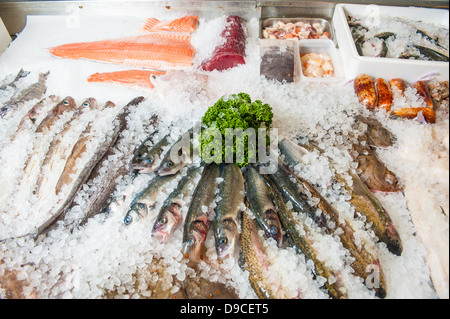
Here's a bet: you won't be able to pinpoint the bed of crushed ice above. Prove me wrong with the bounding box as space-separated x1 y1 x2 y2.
0 12 447 299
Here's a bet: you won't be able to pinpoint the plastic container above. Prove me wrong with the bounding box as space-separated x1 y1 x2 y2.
0 17 11 53
260 17 335 43
298 39 344 83
333 3 449 82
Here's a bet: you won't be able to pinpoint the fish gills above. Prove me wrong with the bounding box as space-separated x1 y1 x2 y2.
183 164 220 263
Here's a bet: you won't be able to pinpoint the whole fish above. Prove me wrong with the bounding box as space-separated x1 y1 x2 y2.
336 171 403 256
35 96 77 133
279 163 387 298
131 134 171 174
263 175 348 299
182 164 220 263
0 71 49 119
214 164 245 259
79 97 152 224
355 115 397 148
239 210 278 299
152 164 203 243
158 128 193 176
267 162 327 230
124 173 181 227
245 166 283 246
33 98 100 198
10 95 60 142
35 102 125 236
352 142 402 192
54 100 114 196
281 138 402 256
0 69 30 91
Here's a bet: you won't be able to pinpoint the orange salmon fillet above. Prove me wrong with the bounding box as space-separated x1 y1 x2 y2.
49 34 195 70
87 70 166 89
142 15 199 33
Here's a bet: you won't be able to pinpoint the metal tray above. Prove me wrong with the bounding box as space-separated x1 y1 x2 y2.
260 17 336 43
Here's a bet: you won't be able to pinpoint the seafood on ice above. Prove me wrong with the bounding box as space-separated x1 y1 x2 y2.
263 20 331 40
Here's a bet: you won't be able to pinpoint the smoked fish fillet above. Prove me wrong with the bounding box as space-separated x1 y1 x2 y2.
49 34 195 70
142 15 199 33
87 70 166 89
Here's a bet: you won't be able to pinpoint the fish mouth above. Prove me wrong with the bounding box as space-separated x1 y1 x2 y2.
183 220 208 262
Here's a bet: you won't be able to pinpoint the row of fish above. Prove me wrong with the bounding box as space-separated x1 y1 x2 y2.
88 118 407 299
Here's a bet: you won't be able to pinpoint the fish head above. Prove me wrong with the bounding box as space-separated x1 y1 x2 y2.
123 203 147 226
157 157 183 176
215 218 239 260
57 97 77 113
152 203 183 243
264 209 283 247
80 98 98 111
383 169 402 192
183 220 208 263
132 151 162 174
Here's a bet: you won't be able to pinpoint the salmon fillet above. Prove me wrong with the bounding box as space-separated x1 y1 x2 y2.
87 70 166 89
49 34 195 70
142 15 199 33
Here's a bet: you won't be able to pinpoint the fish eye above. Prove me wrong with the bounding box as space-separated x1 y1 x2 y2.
104 207 111 216
63 100 69 105
124 214 133 226
146 157 154 164
158 217 167 225
218 237 228 246
82 102 90 107
187 237 195 245
166 161 174 167
269 226 279 235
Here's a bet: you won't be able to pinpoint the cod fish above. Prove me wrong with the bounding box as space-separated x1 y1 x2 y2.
152 165 203 243
264 175 348 299
352 142 402 192
0 71 49 119
245 166 283 246
124 173 181 227
239 210 278 299
214 164 245 259
36 96 77 133
131 133 171 174
33 98 101 198
54 100 115 196
79 97 151 225
158 128 193 176
10 95 60 142
183 164 220 263
34 101 124 236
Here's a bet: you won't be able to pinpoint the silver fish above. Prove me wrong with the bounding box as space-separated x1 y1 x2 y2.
158 128 193 176
152 165 203 243
131 134 171 174
182 164 220 263
214 164 245 259
245 165 283 247
124 173 180 227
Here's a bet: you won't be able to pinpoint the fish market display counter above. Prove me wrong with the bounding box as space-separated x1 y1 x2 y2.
0 0 448 300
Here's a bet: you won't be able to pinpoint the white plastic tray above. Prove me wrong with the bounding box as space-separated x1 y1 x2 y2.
333 3 449 82
299 39 344 83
